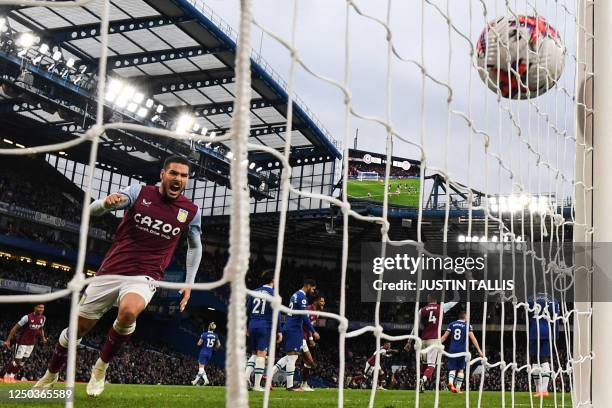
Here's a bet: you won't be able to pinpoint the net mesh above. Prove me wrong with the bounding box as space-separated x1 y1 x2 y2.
0 0 595 407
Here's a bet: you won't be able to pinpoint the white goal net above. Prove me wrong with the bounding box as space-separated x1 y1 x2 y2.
0 0 601 407
356 171 380 181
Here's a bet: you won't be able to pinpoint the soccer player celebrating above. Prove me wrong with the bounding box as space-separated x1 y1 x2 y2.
273 279 319 391
440 309 483 393
404 295 457 392
300 293 325 391
528 292 560 398
34 155 203 396
356 341 395 390
192 322 221 386
2 304 47 382
245 270 282 391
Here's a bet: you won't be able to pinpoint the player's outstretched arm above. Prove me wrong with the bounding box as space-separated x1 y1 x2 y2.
440 330 450 344
468 331 484 357
90 184 141 216
442 301 459 314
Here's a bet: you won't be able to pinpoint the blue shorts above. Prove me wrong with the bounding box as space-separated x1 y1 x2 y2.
248 326 271 352
530 339 551 358
282 329 303 352
198 352 212 365
447 356 467 371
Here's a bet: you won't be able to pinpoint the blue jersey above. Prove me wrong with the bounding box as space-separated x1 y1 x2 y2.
528 294 560 341
199 331 219 355
446 320 472 353
247 285 278 329
283 289 315 333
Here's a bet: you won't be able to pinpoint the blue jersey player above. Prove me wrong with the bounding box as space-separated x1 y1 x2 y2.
440 310 483 394
273 279 319 391
192 322 221 386
528 293 560 398
245 270 282 391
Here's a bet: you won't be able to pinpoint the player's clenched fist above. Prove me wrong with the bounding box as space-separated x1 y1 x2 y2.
104 193 128 209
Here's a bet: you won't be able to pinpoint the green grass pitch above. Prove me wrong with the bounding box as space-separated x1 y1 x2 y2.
347 178 420 207
0 383 569 407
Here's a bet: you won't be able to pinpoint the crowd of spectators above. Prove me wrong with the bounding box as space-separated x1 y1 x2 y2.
0 257 71 289
0 169 119 240
0 314 225 385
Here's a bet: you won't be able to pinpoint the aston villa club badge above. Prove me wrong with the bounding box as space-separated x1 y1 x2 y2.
177 209 188 223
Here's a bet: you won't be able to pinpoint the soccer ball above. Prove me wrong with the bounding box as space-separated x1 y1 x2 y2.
476 15 565 99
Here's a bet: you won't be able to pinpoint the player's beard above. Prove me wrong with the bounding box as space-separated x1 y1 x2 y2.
162 180 184 200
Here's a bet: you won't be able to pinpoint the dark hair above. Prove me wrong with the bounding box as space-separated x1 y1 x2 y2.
311 292 324 302
260 269 274 285
459 309 467 317
303 278 316 287
163 155 191 171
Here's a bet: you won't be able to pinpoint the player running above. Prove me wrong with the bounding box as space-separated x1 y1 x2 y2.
528 292 560 398
440 309 484 393
2 304 47 383
272 279 319 391
34 155 203 397
365 342 395 390
245 270 282 391
192 322 221 386
404 295 457 392
300 293 325 391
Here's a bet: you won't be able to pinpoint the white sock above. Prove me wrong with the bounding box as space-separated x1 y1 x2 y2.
246 355 256 379
59 328 82 348
93 358 108 376
202 369 209 384
273 356 288 376
448 370 456 386
456 372 464 391
196 367 204 380
254 357 266 388
532 364 542 393
541 362 551 393
285 355 298 389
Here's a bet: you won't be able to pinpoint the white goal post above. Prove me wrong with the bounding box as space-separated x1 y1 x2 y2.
356 171 380 181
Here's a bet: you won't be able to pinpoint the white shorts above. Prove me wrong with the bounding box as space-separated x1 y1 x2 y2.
78 275 157 320
421 339 441 366
15 344 34 359
300 339 310 353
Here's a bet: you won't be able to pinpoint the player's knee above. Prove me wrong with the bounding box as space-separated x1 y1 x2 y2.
77 317 97 338
117 308 139 325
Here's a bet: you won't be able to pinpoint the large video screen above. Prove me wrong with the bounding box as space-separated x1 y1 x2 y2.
347 149 421 207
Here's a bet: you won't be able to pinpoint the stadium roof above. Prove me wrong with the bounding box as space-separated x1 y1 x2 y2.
0 0 340 184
